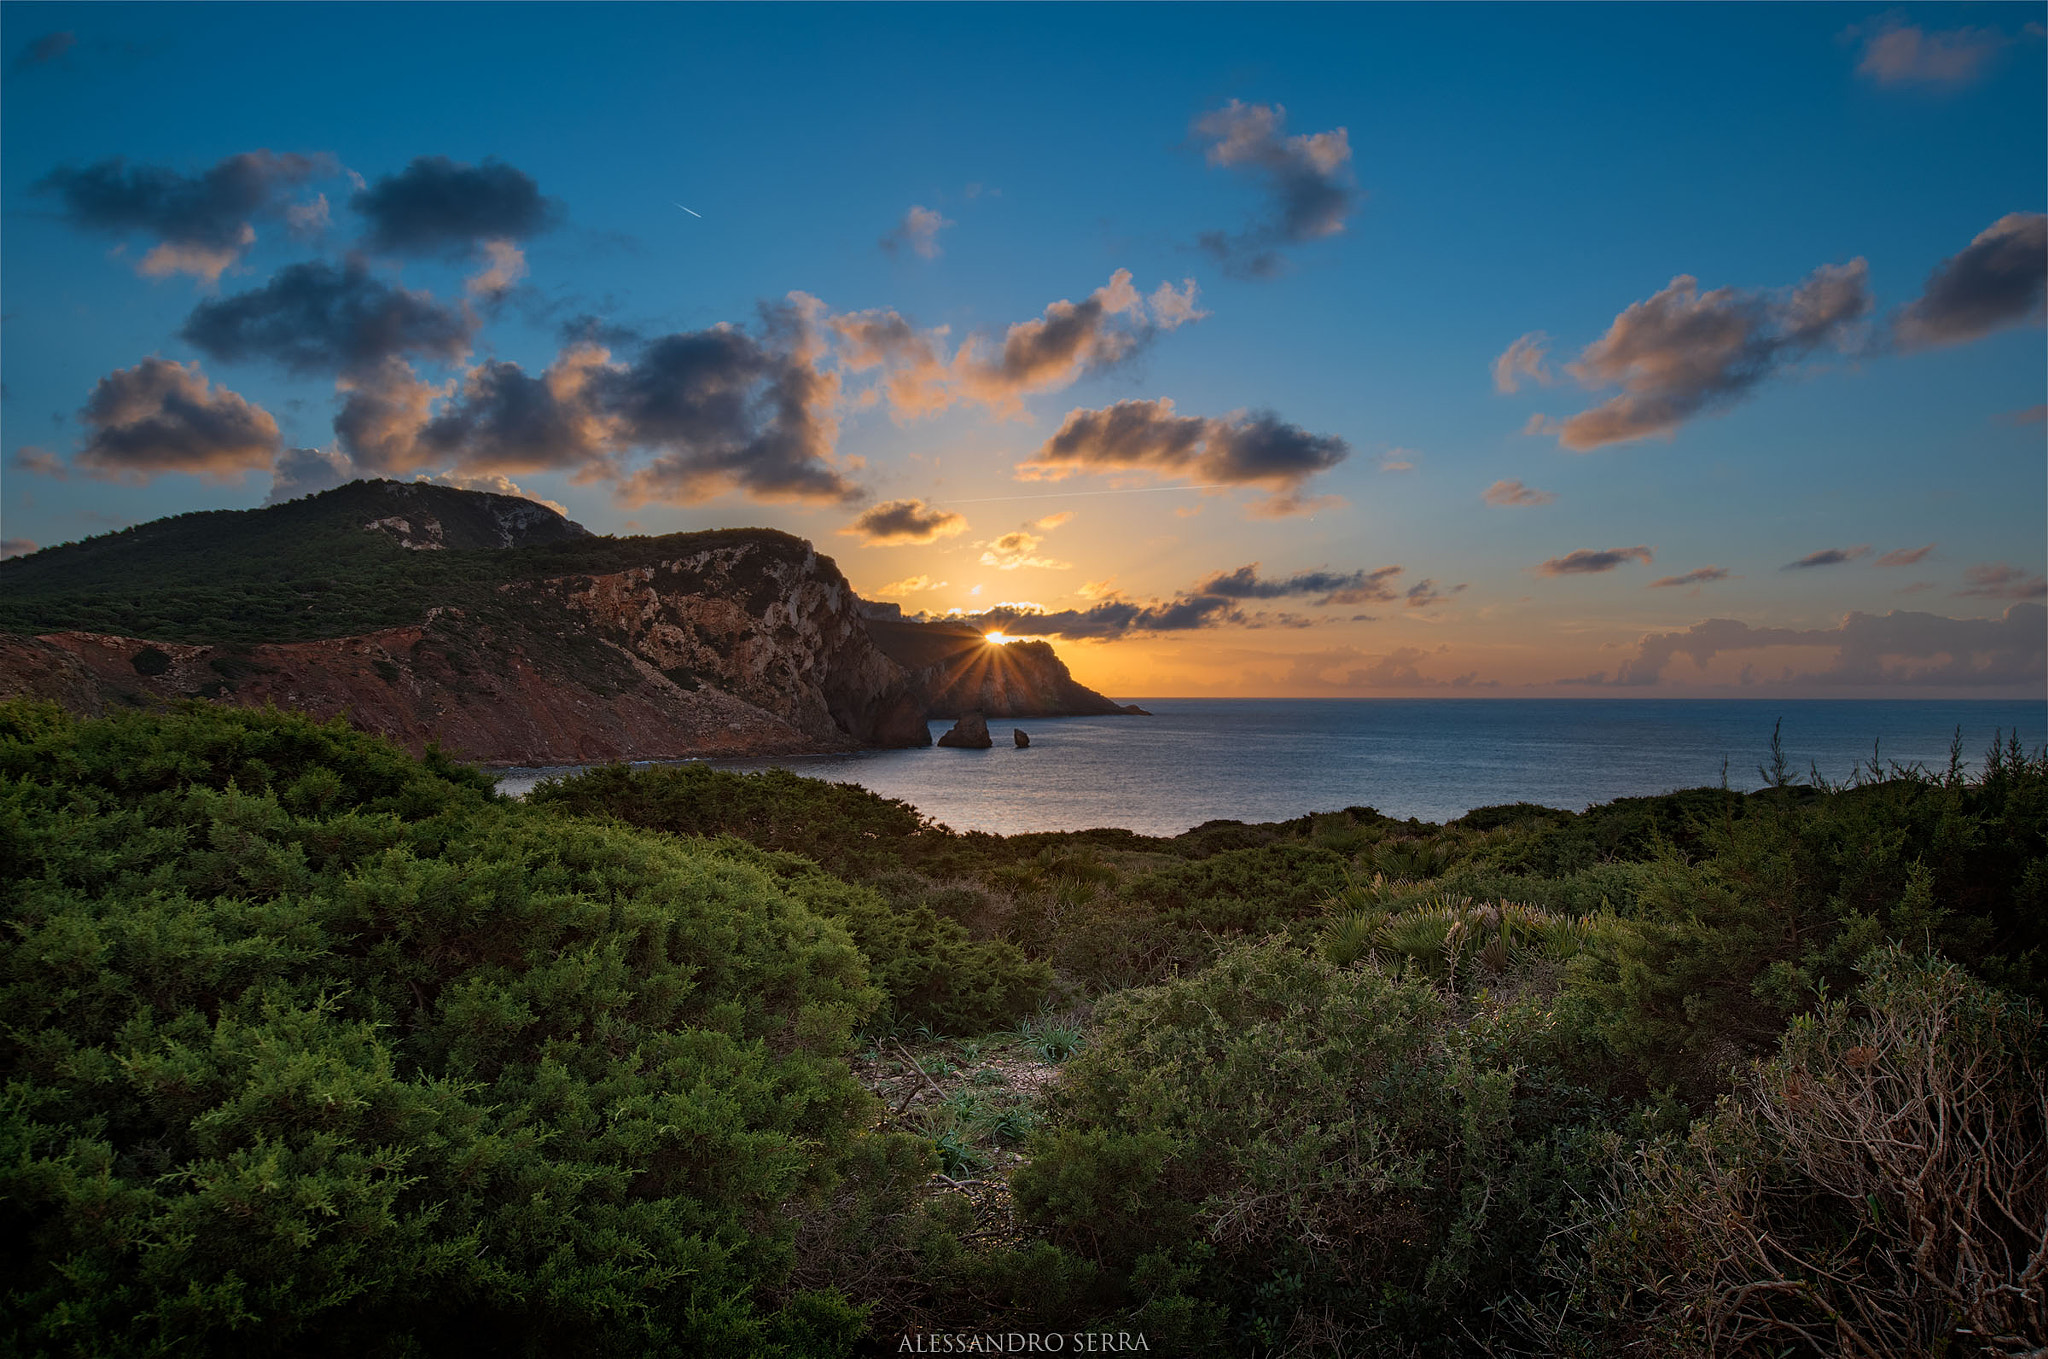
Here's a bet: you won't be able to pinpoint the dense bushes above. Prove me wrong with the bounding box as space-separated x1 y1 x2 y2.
1014 941 1620 1352
8 703 2045 1355
0 702 893 1357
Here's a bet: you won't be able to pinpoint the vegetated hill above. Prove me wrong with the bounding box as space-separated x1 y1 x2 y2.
0 480 1138 761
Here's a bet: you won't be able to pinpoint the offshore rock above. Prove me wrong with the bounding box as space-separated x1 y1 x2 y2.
1014 728 1030 748
938 712 994 749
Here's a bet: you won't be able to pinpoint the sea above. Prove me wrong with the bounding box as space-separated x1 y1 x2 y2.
493 698 2048 839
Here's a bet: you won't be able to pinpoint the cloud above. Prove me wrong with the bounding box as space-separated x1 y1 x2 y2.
1783 545 1871 570
265 446 357 503
421 469 568 515
14 31 75 69
1035 510 1074 530
1378 449 1416 473
1192 100 1357 278
826 272 1202 420
1404 579 1465 609
11 447 68 479
2001 405 2048 426
1148 278 1208 330
980 530 1070 571
954 593 1242 640
1535 545 1654 576
0 539 37 559
1283 645 1473 690
827 308 955 417
466 240 528 298
333 358 453 475
1021 397 1350 514
65 358 281 484
842 498 967 546
1491 332 1554 393
950 270 1152 414
35 150 334 281
1957 563 2048 600
332 294 863 505
1648 566 1730 588
1193 563 1403 605
1875 544 1935 567
1607 604 2045 689
182 258 475 376
1547 260 1872 450
1893 213 2047 351
876 574 946 595
880 205 954 260
351 156 557 254
1483 479 1555 507
1849 15 2009 88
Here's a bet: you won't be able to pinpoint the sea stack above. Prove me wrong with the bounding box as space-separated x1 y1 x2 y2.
937 712 994 748
1013 728 1030 748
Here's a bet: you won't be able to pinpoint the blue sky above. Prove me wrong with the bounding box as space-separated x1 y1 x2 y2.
3 2 2043 697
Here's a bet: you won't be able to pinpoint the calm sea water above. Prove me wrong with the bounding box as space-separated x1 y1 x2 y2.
494 699 2048 838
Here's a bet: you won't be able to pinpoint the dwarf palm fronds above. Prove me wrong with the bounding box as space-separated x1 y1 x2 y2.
1321 894 1599 986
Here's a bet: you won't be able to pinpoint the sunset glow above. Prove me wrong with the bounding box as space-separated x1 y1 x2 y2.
2 6 2041 699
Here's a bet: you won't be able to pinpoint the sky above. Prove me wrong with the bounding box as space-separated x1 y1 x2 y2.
2 2 2044 699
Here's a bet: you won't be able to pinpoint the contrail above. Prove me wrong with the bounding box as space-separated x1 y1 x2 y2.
933 484 1234 506
673 202 702 218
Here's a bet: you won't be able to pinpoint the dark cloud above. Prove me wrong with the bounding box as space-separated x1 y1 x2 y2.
1534 545 1654 576
1783 546 1870 570
335 294 862 505
1893 213 2047 351
1193 563 1403 605
841 499 967 546
1024 398 1350 514
1549 260 1872 450
1483 479 1555 507
14 31 75 69
1957 563 2048 600
1192 100 1356 279
1875 544 1935 567
68 358 280 483
182 259 475 376
956 593 1242 641
1648 566 1730 588
1404 579 1465 608
1608 604 2045 689
35 150 333 280
351 156 557 255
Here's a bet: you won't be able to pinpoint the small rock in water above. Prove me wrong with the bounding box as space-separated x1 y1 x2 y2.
1013 728 1030 748
937 711 994 749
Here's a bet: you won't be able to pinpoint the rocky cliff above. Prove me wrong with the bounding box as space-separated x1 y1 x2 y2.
0 481 1138 763
866 617 1138 718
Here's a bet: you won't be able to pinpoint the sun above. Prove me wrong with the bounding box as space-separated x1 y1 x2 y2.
985 632 1010 645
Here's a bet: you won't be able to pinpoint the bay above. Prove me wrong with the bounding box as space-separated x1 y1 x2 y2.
494 698 2047 838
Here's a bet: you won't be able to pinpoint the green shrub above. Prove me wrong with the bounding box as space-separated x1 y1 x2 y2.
0 701 881 1357
1013 940 1616 1350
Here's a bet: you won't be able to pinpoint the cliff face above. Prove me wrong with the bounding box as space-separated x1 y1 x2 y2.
0 535 929 765
864 618 1134 718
